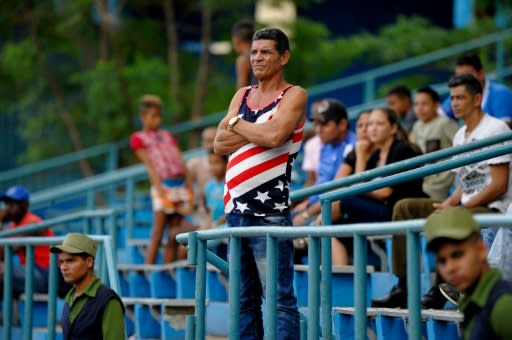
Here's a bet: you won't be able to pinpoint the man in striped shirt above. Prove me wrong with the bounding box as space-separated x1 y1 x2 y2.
214 27 307 340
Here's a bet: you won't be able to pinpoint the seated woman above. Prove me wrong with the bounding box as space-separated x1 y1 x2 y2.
329 107 426 265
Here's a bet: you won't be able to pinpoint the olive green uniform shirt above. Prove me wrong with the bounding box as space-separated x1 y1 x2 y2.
458 268 512 339
64 277 126 340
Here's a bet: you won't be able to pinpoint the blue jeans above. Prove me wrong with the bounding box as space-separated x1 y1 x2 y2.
226 213 299 340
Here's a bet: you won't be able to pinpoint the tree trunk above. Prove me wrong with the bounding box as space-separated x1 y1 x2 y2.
189 4 212 147
30 28 95 179
95 0 112 60
163 0 181 116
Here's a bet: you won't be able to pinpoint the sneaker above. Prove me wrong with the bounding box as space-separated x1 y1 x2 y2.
372 280 407 308
421 285 447 309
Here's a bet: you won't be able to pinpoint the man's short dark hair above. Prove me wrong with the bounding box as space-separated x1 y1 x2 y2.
416 86 440 103
448 73 483 96
456 53 483 72
232 21 254 42
387 85 411 101
253 27 290 55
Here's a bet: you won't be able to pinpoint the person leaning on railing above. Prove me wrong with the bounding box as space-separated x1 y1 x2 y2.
0 185 53 298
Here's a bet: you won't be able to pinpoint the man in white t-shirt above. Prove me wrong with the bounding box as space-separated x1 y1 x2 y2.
374 73 512 309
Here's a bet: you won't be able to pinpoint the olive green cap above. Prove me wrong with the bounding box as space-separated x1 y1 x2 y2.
424 207 480 251
50 233 97 258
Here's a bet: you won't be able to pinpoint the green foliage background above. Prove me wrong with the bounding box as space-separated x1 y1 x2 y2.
0 1 507 167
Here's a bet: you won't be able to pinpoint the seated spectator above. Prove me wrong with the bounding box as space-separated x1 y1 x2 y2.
411 86 459 200
292 99 356 226
0 186 53 298
130 94 195 264
330 108 425 265
424 208 512 339
441 53 512 126
386 85 417 133
376 73 512 309
187 127 217 223
201 150 228 260
295 127 320 189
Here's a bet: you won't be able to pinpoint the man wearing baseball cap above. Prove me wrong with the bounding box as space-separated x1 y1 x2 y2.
293 99 356 226
0 185 53 298
51 233 126 340
424 207 512 339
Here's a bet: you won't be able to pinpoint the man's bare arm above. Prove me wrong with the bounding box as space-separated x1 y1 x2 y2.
214 88 249 155
232 86 307 148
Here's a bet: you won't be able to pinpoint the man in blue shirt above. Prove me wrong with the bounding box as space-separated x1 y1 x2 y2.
442 53 512 126
293 99 356 226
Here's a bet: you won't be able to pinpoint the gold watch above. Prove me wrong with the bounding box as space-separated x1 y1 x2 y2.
228 115 241 130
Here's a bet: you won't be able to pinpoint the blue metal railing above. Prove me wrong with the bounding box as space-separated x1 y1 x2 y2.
2 28 511 192
0 234 119 340
177 131 512 339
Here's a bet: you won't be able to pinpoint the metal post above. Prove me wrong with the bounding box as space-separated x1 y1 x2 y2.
363 77 375 103
87 189 95 210
266 235 278 340
406 230 422 340
48 253 58 340
195 239 207 340
321 199 333 339
307 236 321 340
185 314 195 340
2 246 12 340
321 237 333 340
24 245 35 340
354 233 367 340
229 236 241 339
103 236 121 293
126 178 135 239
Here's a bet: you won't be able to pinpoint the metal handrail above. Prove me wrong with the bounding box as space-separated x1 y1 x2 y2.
177 131 512 340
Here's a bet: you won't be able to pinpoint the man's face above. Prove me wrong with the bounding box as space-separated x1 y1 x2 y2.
3 199 27 223
435 237 487 293
414 93 439 123
449 85 481 120
250 39 289 81
386 95 410 117
316 120 345 144
58 252 93 285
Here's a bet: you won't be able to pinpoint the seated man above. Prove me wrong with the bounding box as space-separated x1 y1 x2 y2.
375 73 512 308
292 99 356 226
410 86 459 200
424 207 512 339
0 186 53 298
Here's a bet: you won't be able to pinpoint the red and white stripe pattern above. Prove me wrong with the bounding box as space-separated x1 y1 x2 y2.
224 86 304 216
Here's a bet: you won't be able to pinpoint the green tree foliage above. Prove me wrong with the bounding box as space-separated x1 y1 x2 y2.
0 0 506 169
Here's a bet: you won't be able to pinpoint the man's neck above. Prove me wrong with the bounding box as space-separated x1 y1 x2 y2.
464 110 485 134
74 273 95 296
257 74 286 93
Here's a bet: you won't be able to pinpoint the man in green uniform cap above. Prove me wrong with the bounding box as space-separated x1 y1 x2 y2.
51 233 126 340
424 207 512 339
